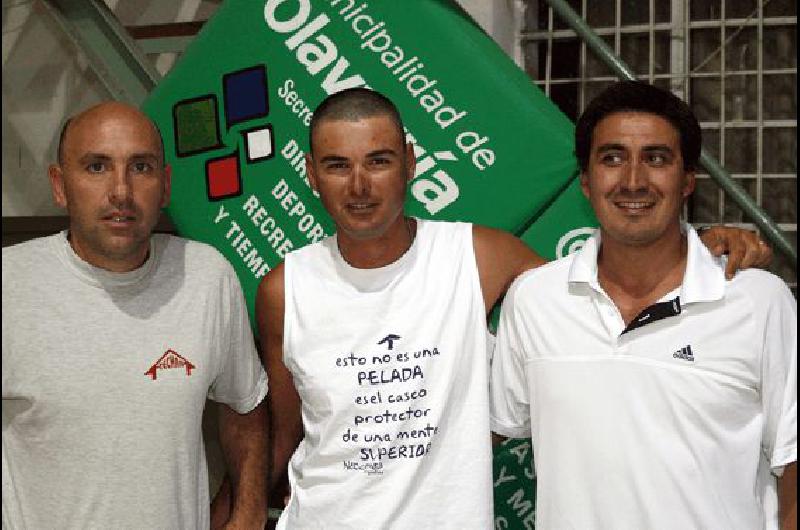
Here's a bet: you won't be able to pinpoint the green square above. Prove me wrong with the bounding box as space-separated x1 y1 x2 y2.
174 96 222 156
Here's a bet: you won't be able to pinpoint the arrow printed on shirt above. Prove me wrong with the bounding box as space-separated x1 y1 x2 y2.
378 334 401 350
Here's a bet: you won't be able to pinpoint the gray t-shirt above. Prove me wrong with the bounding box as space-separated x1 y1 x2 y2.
2 231 267 530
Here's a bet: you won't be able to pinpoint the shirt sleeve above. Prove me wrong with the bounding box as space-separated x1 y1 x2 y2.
490 279 533 439
760 278 797 474
208 266 268 413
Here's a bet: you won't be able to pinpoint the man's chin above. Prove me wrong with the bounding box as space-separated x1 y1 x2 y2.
339 225 384 241
607 227 665 247
94 237 150 268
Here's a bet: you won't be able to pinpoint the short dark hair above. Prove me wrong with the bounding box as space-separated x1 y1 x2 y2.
575 81 701 172
309 88 405 154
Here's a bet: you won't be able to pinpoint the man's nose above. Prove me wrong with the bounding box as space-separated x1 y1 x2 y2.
109 166 133 205
621 158 649 191
349 164 370 196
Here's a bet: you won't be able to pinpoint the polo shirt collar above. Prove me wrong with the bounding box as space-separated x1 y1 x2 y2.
567 224 726 304
567 228 601 287
680 225 726 304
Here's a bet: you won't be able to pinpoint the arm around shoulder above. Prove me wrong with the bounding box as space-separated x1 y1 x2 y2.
472 225 547 314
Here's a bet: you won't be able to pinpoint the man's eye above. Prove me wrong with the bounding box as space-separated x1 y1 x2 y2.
648 154 667 165
326 162 348 170
87 162 106 173
369 158 390 166
601 154 622 164
131 162 153 173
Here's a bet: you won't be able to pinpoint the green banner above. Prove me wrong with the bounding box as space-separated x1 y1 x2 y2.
141 0 578 322
519 176 599 261
493 438 537 529
141 1 596 527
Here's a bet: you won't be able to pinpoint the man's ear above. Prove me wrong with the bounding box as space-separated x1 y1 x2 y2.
579 171 590 199
305 154 319 193
161 164 172 208
682 170 696 201
48 165 68 209
404 142 416 182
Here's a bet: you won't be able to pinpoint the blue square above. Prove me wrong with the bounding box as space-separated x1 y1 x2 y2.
223 65 269 127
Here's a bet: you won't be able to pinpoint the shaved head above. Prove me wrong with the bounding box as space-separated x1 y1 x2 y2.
48 100 171 272
57 102 164 167
309 88 405 155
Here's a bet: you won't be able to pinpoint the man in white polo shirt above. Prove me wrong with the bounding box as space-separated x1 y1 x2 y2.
490 81 796 529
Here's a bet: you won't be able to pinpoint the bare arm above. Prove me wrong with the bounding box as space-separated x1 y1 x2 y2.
256 264 304 497
473 225 547 315
217 400 268 529
778 462 797 530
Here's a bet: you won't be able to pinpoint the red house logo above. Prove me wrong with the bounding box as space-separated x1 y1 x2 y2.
145 349 196 380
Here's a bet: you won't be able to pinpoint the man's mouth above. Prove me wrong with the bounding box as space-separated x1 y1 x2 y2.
104 212 136 223
346 202 378 212
614 200 655 212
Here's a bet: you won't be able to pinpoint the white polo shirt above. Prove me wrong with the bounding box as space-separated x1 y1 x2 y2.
490 226 797 530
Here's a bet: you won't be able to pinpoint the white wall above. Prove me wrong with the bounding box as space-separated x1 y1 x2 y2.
456 0 525 65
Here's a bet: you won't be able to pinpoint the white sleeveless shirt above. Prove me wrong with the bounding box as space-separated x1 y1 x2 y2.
278 219 493 529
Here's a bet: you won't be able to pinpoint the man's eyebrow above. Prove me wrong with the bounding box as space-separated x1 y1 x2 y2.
319 154 349 163
77 153 111 164
128 153 160 162
642 145 674 152
595 143 626 153
366 149 398 158
77 152 160 164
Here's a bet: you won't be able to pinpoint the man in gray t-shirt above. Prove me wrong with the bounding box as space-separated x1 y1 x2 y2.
2 102 268 529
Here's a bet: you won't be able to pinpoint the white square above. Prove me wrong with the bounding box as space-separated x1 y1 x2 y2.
245 127 273 160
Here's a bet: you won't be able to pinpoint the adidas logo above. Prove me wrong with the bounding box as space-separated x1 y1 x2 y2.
672 345 694 362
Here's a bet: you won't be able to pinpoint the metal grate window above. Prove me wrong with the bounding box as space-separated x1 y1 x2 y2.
521 0 797 296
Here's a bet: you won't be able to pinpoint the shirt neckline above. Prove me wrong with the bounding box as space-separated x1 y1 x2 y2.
53 230 160 289
568 223 726 305
327 218 424 293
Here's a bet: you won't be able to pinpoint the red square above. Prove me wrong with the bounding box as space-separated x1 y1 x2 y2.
206 155 241 199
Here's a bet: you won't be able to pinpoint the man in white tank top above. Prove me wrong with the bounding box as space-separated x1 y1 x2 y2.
251 88 772 528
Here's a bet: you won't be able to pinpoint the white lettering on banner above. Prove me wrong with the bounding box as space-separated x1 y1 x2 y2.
506 489 536 528
214 204 230 224
277 78 314 127
241 194 296 256
264 0 366 93
220 219 271 279
406 130 459 215
270 181 326 243
262 0 506 216
494 466 517 488
328 0 496 170
280 137 316 194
